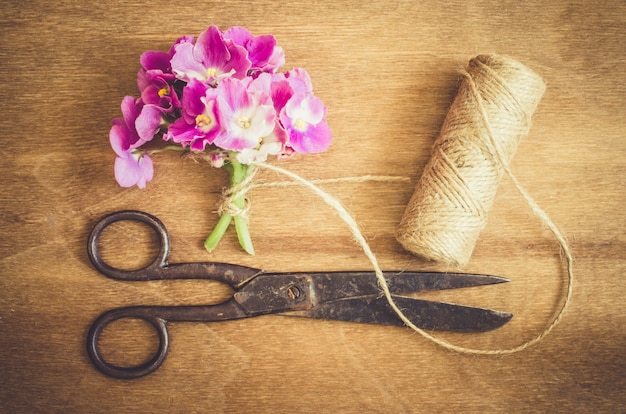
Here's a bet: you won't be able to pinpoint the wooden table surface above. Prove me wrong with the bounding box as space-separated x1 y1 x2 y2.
1 1 624 412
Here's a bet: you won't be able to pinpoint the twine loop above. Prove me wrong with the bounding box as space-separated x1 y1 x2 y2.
214 55 572 355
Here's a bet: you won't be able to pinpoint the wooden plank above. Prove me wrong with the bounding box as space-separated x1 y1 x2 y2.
1 0 624 412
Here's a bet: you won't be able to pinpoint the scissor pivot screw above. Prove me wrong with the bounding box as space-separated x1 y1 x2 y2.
287 285 301 300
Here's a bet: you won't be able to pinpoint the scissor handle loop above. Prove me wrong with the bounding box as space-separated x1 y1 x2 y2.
88 210 170 280
87 307 170 379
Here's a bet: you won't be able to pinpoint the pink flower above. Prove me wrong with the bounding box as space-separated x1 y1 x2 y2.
224 26 285 74
113 151 154 189
170 26 251 85
249 72 292 113
135 104 163 142
213 78 277 152
247 70 331 154
140 35 193 76
165 79 221 151
108 24 334 255
137 69 181 114
109 96 154 188
109 25 332 192
280 92 331 153
285 68 314 95
137 37 192 114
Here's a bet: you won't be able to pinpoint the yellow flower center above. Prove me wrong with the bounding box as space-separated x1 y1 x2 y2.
195 114 212 128
294 119 306 130
207 68 217 78
157 87 170 98
237 116 252 129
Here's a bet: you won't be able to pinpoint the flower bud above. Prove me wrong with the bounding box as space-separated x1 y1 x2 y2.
210 153 225 168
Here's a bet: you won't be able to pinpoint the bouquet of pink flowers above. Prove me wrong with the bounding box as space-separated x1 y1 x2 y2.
109 25 332 254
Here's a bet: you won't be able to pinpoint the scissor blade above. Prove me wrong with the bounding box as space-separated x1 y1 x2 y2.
308 272 510 304
287 296 513 332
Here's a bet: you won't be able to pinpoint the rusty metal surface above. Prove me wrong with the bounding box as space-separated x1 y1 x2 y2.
290 296 512 331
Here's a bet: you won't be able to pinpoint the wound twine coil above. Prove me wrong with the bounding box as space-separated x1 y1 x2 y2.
397 54 546 268
393 53 573 353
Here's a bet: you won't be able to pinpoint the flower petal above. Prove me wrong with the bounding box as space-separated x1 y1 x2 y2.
286 68 313 94
265 46 285 72
110 123 131 156
135 105 162 141
223 26 253 47
271 77 294 112
166 118 203 144
114 153 153 188
171 41 209 82
217 78 252 116
285 93 326 125
195 25 231 69
246 34 276 67
287 119 332 153
140 51 171 72
138 154 154 188
223 43 251 80
181 79 210 120
120 96 141 129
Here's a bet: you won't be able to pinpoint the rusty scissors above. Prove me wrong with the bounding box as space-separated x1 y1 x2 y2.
87 210 512 379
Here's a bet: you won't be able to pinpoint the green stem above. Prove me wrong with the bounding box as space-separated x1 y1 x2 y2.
230 161 255 255
147 145 185 155
203 159 255 255
203 213 233 252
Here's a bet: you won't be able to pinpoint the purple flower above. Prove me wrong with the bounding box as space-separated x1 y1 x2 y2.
224 27 285 74
141 35 193 75
165 79 221 151
170 26 251 85
213 78 277 152
109 96 154 188
137 68 181 114
137 37 193 113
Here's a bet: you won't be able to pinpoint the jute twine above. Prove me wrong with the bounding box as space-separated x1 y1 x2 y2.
393 53 572 353
397 54 546 267
216 166 411 220
217 54 573 354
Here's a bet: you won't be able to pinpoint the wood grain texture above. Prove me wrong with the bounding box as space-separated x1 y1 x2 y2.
1 0 624 412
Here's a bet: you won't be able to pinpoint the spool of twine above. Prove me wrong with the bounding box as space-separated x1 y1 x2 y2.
396 54 546 267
